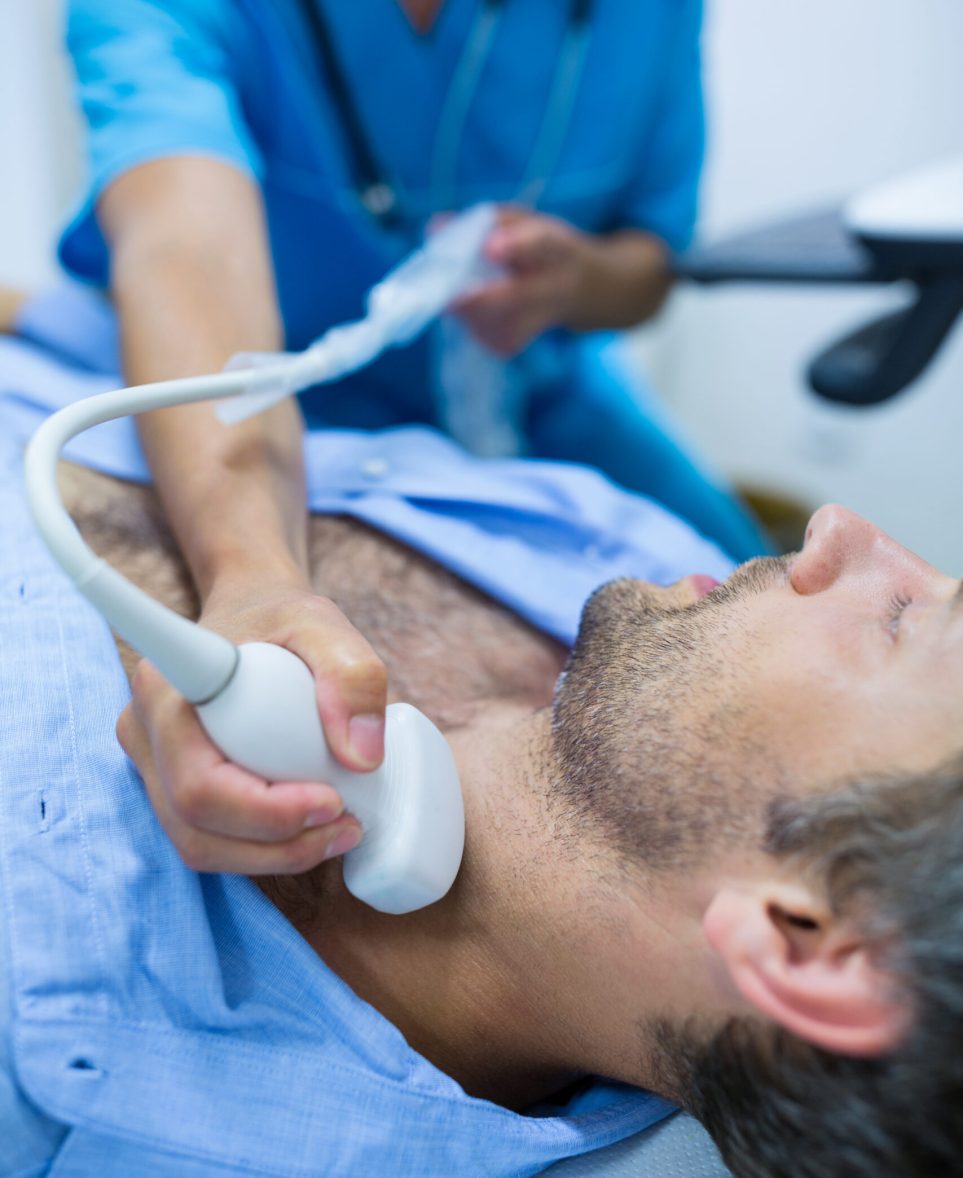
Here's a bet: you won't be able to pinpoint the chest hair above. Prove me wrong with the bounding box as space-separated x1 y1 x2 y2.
60 462 566 727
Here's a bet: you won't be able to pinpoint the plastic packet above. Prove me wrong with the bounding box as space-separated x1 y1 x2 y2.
217 204 499 425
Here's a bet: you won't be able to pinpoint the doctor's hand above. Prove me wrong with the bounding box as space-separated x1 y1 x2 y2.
453 208 590 357
453 206 672 355
116 583 387 875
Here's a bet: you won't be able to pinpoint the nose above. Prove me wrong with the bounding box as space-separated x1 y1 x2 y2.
791 504 898 595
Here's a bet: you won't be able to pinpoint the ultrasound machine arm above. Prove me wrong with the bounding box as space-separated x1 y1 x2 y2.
675 156 963 406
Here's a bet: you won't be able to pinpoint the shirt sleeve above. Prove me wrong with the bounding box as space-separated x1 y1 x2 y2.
59 0 264 285
616 0 705 254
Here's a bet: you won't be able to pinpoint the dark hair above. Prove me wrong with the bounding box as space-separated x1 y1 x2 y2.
670 756 963 1178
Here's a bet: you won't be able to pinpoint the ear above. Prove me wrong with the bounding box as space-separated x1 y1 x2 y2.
703 884 910 1058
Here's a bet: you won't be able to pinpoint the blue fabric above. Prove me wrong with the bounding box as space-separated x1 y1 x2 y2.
0 878 66 1177
525 333 773 568
0 312 735 1174
52 0 778 565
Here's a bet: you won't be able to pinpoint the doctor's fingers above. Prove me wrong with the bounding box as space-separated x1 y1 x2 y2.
455 278 558 355
487 214 576 272
145 761 363 877
122 661 348 844
285 614 388 774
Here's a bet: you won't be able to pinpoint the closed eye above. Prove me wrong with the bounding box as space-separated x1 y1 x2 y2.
887 593 912 638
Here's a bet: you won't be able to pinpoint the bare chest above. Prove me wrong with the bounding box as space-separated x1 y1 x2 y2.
62 464 567 726
306 516 567 725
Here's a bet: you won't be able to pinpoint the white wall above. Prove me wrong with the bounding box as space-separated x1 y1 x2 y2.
648 0 963 571
1 0 962 566
0 0 81 286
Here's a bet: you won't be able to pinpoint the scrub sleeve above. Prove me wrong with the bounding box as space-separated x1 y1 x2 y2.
59 0 264 285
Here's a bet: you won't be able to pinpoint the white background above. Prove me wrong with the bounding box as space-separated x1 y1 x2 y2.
1 0 962 567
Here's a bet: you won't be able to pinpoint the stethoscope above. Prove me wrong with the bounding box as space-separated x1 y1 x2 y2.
295 0 596 230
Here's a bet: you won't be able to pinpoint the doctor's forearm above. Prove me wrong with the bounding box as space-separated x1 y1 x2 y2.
563 229 673 332
114 246 310 603
103 164 311 605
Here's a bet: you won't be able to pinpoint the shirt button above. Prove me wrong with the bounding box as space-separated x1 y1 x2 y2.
360 457 389 480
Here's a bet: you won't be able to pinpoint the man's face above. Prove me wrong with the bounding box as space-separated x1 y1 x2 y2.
553 507 963 1167
554 505 963 867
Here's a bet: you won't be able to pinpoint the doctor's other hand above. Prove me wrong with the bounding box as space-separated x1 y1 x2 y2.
116 584 388 875
453 207 591 356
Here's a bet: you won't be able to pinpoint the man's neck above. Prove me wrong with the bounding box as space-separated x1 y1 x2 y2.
299 708 579 1106
294 706 711 1109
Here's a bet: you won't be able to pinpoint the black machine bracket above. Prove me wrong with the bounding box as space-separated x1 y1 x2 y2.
674 207 963 406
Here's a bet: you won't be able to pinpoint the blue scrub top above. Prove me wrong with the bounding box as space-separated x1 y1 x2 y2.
61 0 705 423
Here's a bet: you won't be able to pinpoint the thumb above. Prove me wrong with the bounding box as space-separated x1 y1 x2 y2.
293 625 388 773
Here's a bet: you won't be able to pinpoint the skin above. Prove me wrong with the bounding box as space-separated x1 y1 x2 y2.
400 0 446 34
0 286 29 333
710 506 963 784
455 208 672 357
105 498 963 1109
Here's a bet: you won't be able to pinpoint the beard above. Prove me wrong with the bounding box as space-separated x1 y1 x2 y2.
550 555 791 872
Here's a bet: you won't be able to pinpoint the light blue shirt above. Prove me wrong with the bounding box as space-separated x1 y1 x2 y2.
60 0 705 421
0 294 734 1175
